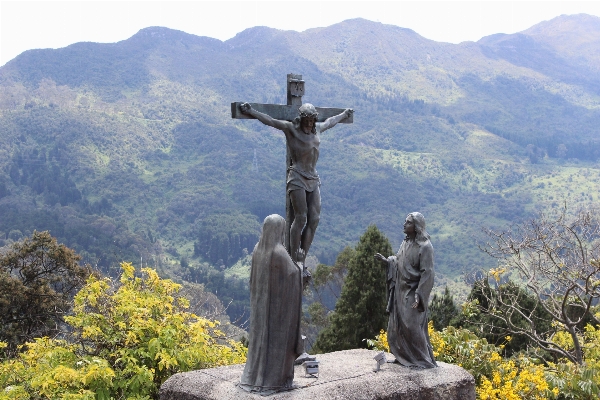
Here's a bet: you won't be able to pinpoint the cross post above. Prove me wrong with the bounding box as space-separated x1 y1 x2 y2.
231 73 353 255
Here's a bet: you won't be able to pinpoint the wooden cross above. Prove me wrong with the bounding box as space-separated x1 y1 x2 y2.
231 73 353 254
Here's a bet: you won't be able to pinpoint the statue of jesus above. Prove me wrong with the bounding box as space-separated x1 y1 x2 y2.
240 102 353 262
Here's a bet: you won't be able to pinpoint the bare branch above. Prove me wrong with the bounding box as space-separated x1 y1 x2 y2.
475 206 600 364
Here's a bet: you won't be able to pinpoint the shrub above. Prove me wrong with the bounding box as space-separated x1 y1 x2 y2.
0 262 246 399
367 323 555 399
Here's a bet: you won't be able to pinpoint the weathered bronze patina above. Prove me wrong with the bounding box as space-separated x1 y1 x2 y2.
232 74 353 263
239 214 303 394
375 212 437 369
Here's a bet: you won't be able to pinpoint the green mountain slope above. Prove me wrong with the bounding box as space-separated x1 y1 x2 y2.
1 15 599 318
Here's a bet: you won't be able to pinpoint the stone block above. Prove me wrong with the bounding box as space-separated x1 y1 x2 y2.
160 349 475 400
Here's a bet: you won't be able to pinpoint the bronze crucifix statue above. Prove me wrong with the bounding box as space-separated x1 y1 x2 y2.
231 74 353 263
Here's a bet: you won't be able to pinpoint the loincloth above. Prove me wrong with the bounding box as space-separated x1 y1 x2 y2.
287 166 320 193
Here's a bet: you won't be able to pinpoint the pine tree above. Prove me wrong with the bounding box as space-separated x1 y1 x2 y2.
314 225 392 352
428 286 459 331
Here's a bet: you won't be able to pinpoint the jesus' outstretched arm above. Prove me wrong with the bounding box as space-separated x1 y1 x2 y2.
240 103 289 131
319 109 353 132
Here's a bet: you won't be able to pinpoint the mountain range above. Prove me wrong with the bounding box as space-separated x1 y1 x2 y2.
1 13 599 316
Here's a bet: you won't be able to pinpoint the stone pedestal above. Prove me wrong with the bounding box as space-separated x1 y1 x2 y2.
160 349 475 400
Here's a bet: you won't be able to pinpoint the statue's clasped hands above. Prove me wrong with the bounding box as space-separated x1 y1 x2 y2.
412 293 419 309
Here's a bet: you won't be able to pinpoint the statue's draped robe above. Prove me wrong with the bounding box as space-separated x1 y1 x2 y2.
240 215 303 394
386 238 437 369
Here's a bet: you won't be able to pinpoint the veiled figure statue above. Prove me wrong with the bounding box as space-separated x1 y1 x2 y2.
374 212 437 369
240 214 303 394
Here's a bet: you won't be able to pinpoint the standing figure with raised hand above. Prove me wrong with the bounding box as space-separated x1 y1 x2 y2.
240 102 353 263
374 212 437 369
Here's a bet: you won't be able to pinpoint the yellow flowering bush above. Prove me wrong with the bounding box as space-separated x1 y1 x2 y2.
0 263 246 399
583 323 600 362
431 324 555 399
365 329 389 353
0 338 112 400
367 323 500 384
544 324 600 399
367 322 554 399
428 322 502 384
477 357 552 400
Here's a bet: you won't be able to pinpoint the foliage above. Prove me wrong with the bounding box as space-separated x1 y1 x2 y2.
179 281 247 339
429 286 460 331
0 262 246 399
543 323 600 399
476 357 553 400
182 263 250 325
309 246 355 318
8 147 82 206
302 248 355 350
368 306 600 399
479 207 600 364
193 212 260 267
430 325 554 399
305 301 329 333
367 324 555 399
314 225 391 352
0 231 90 353
0 338 113 400
429 324 506 385
460 279 554 356
364 329 389 353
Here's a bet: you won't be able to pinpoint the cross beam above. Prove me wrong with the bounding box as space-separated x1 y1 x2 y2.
231 103 353 123
231 74 353 124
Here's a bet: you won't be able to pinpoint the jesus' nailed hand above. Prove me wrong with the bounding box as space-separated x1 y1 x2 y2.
240 102 353 262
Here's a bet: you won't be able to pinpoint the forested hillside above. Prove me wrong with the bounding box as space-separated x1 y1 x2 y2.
1 14 599 321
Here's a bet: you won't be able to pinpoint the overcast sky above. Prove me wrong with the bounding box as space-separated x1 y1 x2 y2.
1 1 600 66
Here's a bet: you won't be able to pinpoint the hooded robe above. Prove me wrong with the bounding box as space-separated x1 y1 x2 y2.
240 214 303 394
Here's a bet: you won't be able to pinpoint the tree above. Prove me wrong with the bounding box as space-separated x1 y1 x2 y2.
314 225 392 352
461 279 553 356
304 247 355 347
429 286 459 331
473 207 600 364
0 231 90 352
310 246 355 316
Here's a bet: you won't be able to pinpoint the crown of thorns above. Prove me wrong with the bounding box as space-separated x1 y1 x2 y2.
298 104 318 118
